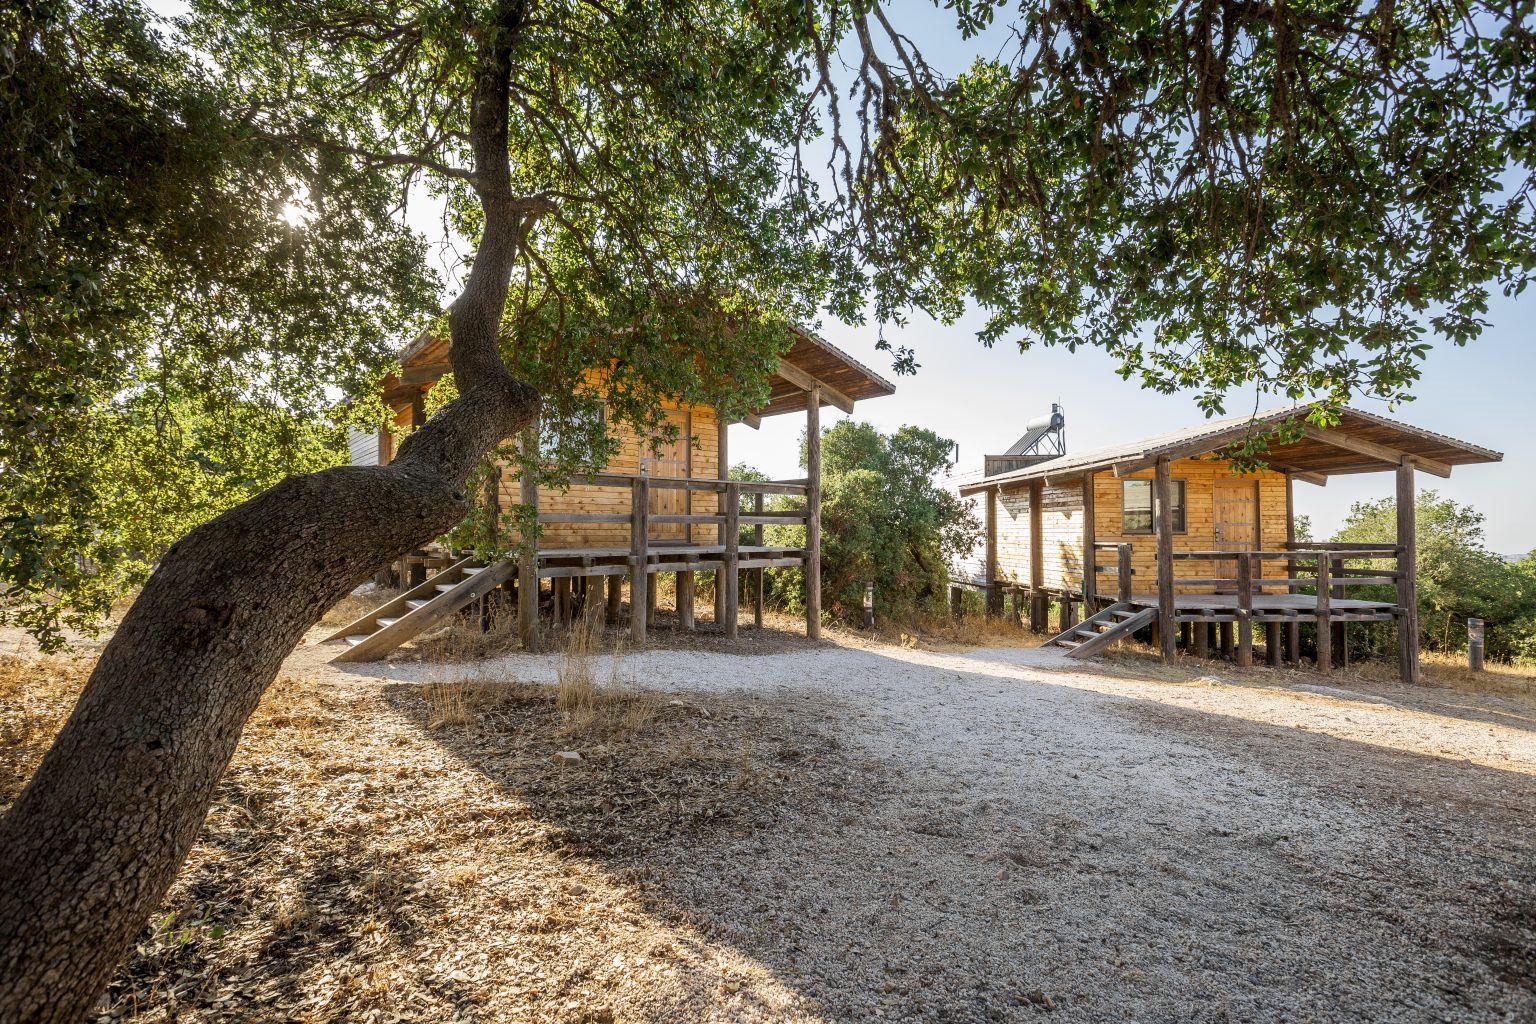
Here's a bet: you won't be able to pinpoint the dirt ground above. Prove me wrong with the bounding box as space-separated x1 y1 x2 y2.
4 621 1535 1023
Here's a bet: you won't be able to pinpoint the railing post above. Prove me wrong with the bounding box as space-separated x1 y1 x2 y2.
1236 553 1253 668
805 387 822 639
1331 554 1349 669
1468 618 1485 671
753 491 765 628
1315 553 1331 674
630 477 649 646
723 480 740 640
1117 543 1133 604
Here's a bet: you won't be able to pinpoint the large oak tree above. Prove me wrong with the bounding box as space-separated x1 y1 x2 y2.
3 0 1533 1018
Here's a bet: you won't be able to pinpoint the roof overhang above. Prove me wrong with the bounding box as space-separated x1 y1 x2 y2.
958 405 1502 496
380 325 896 420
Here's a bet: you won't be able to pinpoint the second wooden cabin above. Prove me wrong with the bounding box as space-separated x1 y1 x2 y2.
953 405 1502 679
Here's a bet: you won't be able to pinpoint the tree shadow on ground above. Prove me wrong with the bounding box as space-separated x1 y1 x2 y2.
401 654 1536 1024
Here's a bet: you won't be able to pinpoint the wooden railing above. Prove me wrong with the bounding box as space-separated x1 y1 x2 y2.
1159 546 1404 669
524 473 812 644
1091 541 1136 603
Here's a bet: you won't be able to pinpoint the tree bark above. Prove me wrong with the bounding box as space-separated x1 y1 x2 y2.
0 4 541 1019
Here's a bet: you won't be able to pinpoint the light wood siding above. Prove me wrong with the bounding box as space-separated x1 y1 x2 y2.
993 487 1032 584
492 403 720 550
347 428 380 467
1040 481 1086 592
1093 458 1289 595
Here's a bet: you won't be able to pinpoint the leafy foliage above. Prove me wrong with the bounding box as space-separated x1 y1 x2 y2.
1332 491 1536 663
761 421 978 622
822 1 1536 411
1 0 437 648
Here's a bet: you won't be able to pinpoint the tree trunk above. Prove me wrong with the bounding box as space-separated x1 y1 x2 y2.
0 5 541 1019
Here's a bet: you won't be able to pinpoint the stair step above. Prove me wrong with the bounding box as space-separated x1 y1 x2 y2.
377 617 401 628
406 599 430 611
462 566 484 575
1056 639 1083 650
344 634 370 647
435 584 457 593
1110 610 1138 619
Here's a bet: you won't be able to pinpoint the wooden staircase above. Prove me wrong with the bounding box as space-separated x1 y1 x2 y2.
1042 602 1157 659
322 556 518 663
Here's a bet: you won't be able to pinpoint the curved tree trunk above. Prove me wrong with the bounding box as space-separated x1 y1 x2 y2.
0 5 538 1019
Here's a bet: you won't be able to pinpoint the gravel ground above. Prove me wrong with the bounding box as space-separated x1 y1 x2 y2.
289 637 1536 1024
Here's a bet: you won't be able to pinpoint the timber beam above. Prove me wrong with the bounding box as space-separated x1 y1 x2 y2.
1301 425 1452 478
777 358 855 414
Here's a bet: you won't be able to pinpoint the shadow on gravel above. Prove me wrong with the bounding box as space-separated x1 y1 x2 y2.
402 651 1536 1024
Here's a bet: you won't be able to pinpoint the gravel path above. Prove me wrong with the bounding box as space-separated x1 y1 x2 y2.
295 638 1536 1023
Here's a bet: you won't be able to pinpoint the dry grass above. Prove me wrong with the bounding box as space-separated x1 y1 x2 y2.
0 654 90 807
0 650 854 1023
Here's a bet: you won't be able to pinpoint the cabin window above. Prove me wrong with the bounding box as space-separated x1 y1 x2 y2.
1122 479 1186 534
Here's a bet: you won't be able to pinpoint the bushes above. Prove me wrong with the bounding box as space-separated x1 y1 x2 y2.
747 421 978 624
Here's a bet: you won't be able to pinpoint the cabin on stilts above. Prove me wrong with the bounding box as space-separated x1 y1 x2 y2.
327 328 895 662
954 406 1502 681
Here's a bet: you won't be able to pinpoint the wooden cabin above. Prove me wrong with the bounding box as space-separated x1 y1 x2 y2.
956 407 1502 681
329 328 895 661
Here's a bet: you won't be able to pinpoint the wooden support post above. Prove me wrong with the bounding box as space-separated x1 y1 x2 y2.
517 425 539 652
753 492 765 629
1266 622 1281 667
1315 554 1332 675
715 418 729 625
1029 592 1047 633
630 477 649 646
1468 618 1485 672
1081 474 1097 611
862 582 875 629
1154 457 1177 663
606 575 622 624
723 480 741 640
1009 589 1023 625
1396 459 1421 684
677 571 695 630
1331 555 1349 669
1194 619 1210 659
1060 597 1077 633
805 387 822 639
554 577 572 625
646 573 658 628
1219 621 1234 659
951 586 964 620
1287 620 1301 666
1179 621 1192 649
1117 544 1133 605
1236 553 1253 668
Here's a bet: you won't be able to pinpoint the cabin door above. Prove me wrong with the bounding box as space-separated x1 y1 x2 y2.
1212 480 1258 591
642 410 691 544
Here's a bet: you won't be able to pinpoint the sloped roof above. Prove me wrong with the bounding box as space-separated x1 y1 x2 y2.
384 325 895 419
959 405 1502 495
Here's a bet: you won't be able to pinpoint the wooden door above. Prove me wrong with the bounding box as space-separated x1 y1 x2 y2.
642 410 691 544
1212 480 1258 591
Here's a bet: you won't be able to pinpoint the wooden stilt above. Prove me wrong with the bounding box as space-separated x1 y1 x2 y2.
646 572 658 628
1029 591 1047 633
1396 459 1421 684
805 388 822 639
606 575 622 624
677 570 695 630
1315 555 1332 675
1236 553 1253 668
1154 457 1177 663
554 577 571 625
1286 620 1301 665
753 492 765 628
723 480 740 639
1194 619 1210 659
1219 622 1234 659
1266 623 1281 667
630 478 649 646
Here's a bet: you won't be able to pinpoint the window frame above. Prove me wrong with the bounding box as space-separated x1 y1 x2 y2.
1121 478 1187 535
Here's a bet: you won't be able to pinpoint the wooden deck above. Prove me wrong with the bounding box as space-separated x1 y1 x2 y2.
1130 593 1399 622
